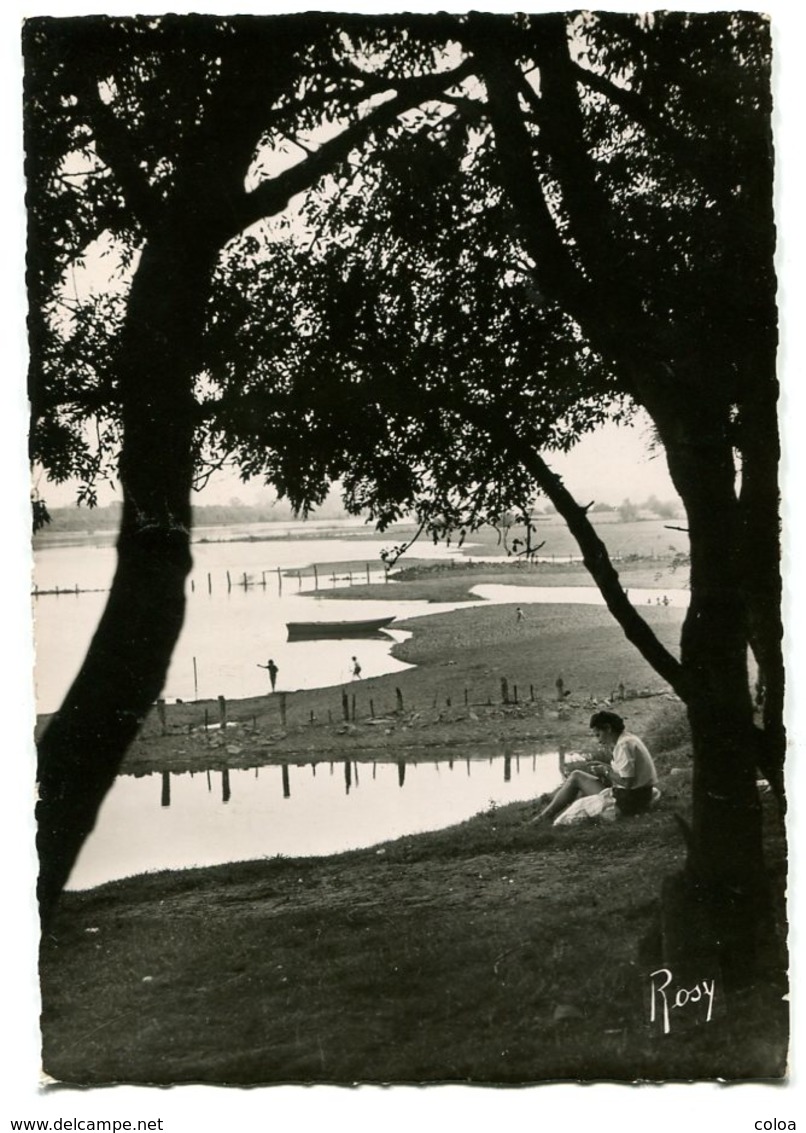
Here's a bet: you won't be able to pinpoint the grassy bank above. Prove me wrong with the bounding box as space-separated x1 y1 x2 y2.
38 568 788 1086
40 748 787 1084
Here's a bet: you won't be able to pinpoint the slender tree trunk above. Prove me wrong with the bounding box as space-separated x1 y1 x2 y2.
36 233 218 925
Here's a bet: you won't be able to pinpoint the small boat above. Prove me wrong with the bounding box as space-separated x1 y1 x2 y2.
286 616 396 640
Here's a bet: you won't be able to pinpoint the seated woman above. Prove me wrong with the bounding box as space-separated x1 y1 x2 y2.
532 709 658 824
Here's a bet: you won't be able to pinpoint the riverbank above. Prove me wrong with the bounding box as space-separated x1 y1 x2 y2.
106 600 685 774
38 563 788 1085
41 751 787 1085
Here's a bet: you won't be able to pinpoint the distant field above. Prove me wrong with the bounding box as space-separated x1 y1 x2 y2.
34 510 689 567
457 513 689 562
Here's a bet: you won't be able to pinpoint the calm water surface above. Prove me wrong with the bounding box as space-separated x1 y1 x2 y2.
32 534 471 712
67 749 566 891
34 529 685 891
33 536 688 714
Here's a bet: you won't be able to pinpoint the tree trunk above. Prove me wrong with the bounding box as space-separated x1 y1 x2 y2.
659 399 768 979
36 233 218 925
738 384 785 800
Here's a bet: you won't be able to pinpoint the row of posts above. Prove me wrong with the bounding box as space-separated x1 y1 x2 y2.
189 563 390 595
31 563 390 599
36 548 681 600
153 673 607 735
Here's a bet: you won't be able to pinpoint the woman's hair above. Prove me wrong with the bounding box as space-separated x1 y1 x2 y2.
589 710 625 735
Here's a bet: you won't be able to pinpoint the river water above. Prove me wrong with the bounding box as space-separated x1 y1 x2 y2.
66 748 567 891
32 527 688 714
33 524 686 889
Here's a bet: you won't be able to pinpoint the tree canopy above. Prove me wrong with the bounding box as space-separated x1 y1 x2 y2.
25 11 781 978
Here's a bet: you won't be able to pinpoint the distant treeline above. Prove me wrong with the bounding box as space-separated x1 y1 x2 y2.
34 499 355 534
34 494 679 536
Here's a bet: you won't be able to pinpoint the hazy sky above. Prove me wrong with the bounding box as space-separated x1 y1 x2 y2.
207 411 678 510
35 411 677 511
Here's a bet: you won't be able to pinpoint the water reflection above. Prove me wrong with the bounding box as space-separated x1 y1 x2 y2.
66 749 566 891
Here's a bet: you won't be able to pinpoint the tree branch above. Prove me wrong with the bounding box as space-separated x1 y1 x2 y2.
520 445 687 695
456 403 688 696
228 57 477 239
69 78 163 234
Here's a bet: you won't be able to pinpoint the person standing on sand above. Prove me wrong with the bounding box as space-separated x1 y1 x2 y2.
531 710 658 824
257 658 279 691
351 656 362 679
516 606 525 622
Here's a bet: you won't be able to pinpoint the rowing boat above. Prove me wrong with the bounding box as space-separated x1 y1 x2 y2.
286 616 396 640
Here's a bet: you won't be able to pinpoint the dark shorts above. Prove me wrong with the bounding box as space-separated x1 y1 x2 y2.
613 784 655 817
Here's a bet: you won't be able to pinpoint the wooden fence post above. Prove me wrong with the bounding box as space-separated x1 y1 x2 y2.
396 687 404 713
501 677 509 704
218 695 227 727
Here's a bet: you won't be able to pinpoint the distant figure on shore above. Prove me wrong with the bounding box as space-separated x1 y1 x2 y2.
257 657 279 691
351 656 363 680
516 606 525 622
531 710 658 824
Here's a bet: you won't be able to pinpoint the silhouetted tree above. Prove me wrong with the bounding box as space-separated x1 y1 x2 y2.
26 13 781 988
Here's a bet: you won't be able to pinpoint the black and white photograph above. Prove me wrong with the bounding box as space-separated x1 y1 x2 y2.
4 0 806 1123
